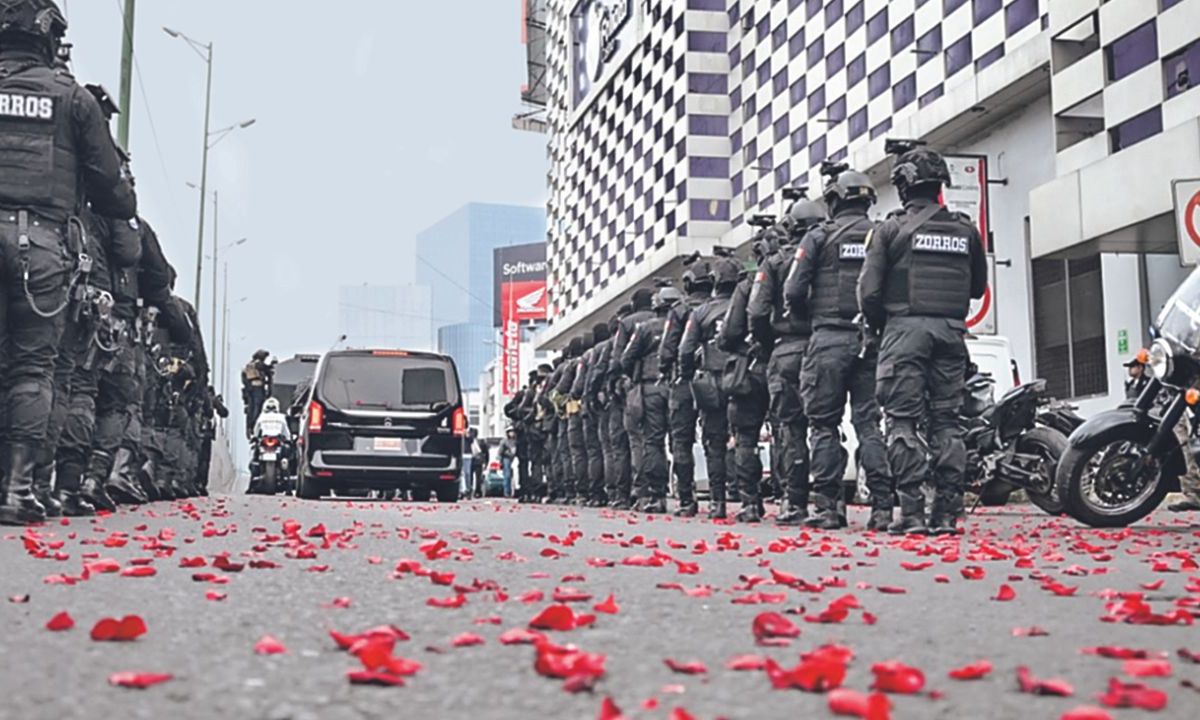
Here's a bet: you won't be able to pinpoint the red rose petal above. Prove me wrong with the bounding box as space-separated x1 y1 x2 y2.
593 594 620 614
664 658 707 675
1122 659 1171 678
948 660 993 680
45 611 74 632
753 611 802 642
530 604 595 631
254 635 287 655
205 590 227 602
727 654 768 671
451 633 485 647
499 628 544 645
1097 678 1168 711
347 670 405 686
426 594 466 609
828 688 892 720
993 584 1016 602
871 661 926 694
1060 707 1114 720
108 672 172 689
598 697 628 720
1016 666 1074 697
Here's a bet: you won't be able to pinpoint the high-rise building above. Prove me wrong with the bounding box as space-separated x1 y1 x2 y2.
416 203 546 388
538 0 1200 414
338 285 433 351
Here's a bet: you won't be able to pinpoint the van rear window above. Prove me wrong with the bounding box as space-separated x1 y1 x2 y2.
320 355 459 411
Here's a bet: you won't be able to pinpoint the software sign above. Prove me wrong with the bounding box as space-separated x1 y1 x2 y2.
494 243 548 396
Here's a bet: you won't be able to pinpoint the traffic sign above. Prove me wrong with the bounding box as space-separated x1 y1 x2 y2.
1172 179 1200 266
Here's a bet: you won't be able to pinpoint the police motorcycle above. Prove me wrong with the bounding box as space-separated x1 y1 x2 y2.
1056 268 1200 527
249 399 291 496
960 364 1083 514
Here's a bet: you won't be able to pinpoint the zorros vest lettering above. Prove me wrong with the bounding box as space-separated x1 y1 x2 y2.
0 93 54 121
913 233 969 255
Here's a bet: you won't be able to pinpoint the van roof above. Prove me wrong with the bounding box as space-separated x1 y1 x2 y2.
328 348 453 362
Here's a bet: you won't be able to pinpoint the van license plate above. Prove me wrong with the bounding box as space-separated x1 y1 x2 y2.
374 438 406 453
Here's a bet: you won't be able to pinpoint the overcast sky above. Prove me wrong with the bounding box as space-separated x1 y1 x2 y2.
63 0 547 401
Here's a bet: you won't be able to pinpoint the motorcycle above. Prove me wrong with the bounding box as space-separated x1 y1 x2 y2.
1056 269 1200 527
962 370 1083 515
249 417 291 496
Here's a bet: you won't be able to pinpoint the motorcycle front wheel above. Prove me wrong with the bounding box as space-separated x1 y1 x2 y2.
1056 429 1172 528
1015 426 1067 515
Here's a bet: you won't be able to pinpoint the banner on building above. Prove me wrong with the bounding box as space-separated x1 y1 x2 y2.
495 243 548 396
570 0 642 110
944 154 996 335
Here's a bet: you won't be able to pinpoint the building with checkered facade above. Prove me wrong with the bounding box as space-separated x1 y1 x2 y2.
540 0 1200 411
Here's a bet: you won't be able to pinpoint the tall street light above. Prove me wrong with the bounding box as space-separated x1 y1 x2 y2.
164 26 255 319
216 238 249 394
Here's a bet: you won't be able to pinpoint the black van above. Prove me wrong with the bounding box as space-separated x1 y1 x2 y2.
297 349 466 501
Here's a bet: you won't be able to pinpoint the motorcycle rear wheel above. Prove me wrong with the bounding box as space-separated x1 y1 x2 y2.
261 464 277 496
1016 426 1067 515
1057 431 1172 528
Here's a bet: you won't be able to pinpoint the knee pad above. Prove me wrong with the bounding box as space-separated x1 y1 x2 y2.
886 419 920 451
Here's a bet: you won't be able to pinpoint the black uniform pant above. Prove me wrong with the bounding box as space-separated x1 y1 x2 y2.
583 409 605 500
767 340 809 507
56 339 104 491
876 317 969 517
630 382 668 499
623 388 646 497
802 327 893 510
555 417 571 499
668 381 698 502
730 363 770 504
93 339 143 474
697 386 730 502
567 412 586 499
0 220 70 447
244 386 266 439
38 315 88 486
607 398 631 501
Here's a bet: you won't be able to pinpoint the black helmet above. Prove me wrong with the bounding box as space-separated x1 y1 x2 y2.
823 168 877 210
631 288 654 311
653 286 683 311
566 337 584 359
581 331 595 351
0 1 67 49
891 149 951 197
592 321 610 343
710 256 741 287
788 198 826 235
681 253 713 293
253 349 269 361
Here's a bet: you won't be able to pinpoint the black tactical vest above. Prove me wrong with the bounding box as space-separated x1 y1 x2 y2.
634 316 666 381
697 298 731 372
811 215 873 327
883 205 975 320
0 60 81 222
767 246 811 340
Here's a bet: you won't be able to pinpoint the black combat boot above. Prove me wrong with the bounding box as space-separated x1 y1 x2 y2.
674 500 698 517
32 457 63 518
734 501 761 523
888 487 928 535
806 495 843 529
928 496 965 536
866 507 894 532
55 462 96 518
106 448 148 505
640 497 667 514
707 485 727 519
0 443 48 526
611 495 632 510
777 495 810 527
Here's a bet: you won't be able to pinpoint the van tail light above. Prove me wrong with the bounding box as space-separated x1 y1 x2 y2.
1011 359 1021 388
452 407 468 438
308 401 325 434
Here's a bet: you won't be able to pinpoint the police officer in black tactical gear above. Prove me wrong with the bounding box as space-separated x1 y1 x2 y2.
580 322 611 506
610 291 654 509
561 334 590 504
787 163 896 531
659 253 711 517
678 252 738 519
597 306 630 507
858 145 988 535
748 200 824 527
0 0 137 526
551 339 582 502
531 363 555 502
621 284 680 514
569 328 600 504
719 252 772 524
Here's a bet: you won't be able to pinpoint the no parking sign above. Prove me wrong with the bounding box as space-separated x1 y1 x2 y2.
1173 179 1200 266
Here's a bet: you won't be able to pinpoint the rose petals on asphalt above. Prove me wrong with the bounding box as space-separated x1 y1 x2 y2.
764 645 848 692
347 670 405 687
499 628 545 645
752 612 802 642
727 654 769 671
254 635 287 655
452 633 485 647
108 672 172 689
426 594 466 609
533 638 607 692
1122 659 1171 678
1097 678 1168 711
45 611 74 632
1016 666 1074 697
593 594 620 614
1060 707 1114 720
993 584 1016 601
870 661 926 694
948 660 993 680
204 590 227 601
828 689 892 720
530 604 596 631
664 659 707 675
90 615 147 642
598 697 628 720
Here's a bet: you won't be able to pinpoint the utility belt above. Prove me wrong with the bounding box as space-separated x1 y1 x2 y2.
1 209 91 320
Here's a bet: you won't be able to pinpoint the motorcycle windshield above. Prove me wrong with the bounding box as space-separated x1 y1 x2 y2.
1157 267 1200 354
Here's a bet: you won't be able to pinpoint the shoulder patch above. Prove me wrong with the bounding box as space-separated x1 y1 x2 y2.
794 246 806 262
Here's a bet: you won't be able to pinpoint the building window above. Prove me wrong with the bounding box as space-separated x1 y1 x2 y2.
1106 21 1157 83
945 0 967 14
893 72 916 110
789 29 806 59
920 83 945 107
690 199 730 222
827 44 846 75
757 60 771 86
806 0 822 20
848 108 868 140
846 2 864 33
946 34 973 76
790 126 808 154
868 65 890 99
892 17 914 54
1109 106 1163 152
973 0 1001 24
689 115 728 136
772 22 787 51
1005 0 1038 36
689 157 729 178
687 31 727 52
825 0 843 27
1163 38 1200 99
1033 256 1109 399
810 135 828 164
808 85 826 115
976 43 1005 71
848 53 867 87
808 36 825 69
773 68 789 96
917 26 942 66
827 96 846 123
870 118 893 139
789 76 807 105
688 73 727 94
774 116 790 144
867 8 888 45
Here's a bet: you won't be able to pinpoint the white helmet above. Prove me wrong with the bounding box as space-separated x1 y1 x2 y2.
263 398 280 413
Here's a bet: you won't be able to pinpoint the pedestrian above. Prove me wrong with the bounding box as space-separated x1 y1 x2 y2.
748 199 825 526
500 428 518 497
786 164 895 531
858 145 989 535
620 284 679 513
241 349 274 439
659 254 711 517
678 253 739 518
0 0 137 526
472 432 489 499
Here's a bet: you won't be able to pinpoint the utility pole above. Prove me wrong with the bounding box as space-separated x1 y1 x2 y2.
195 44 213 312
117 0 136 148
211 191 219 349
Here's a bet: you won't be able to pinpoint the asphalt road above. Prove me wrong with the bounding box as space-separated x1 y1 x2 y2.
2 497 1198 720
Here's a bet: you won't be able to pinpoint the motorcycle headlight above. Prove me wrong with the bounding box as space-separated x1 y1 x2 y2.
1148 339 1174 381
